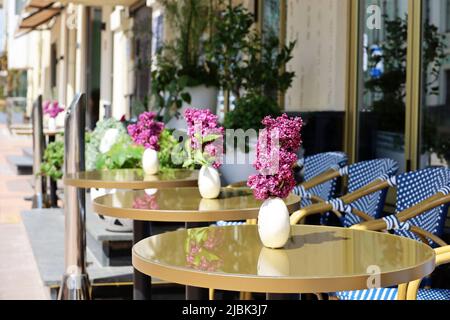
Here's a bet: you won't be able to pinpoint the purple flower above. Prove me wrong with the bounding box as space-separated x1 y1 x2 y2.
184 108 224 168
43 100 64 118
247 114 303 200
127 112 165 151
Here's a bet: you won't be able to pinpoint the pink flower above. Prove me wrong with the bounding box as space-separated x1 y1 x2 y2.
127 112 165 151
184 108 224 168
43 100 64 118
247 114 303 200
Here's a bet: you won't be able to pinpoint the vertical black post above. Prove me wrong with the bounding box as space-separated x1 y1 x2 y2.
133 220 152 300
32 95 47 208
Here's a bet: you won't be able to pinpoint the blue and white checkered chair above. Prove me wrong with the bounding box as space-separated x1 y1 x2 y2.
293 152 348 208
216 152 348 227
290 159 399 227
336 246 450 301
333 167 450 300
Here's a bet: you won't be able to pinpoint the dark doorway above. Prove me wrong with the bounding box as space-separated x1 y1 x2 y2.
131 4 152 120
86 7 102 130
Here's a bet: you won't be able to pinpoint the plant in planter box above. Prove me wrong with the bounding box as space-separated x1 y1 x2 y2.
40 140 64 181
209 4 295 130
151 0 219 124
95 135 144 170
207 4 295 109
206 3 254 102
85 118 128 171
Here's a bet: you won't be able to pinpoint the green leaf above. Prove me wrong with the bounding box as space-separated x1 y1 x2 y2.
202 134 221 143
180 92 191 104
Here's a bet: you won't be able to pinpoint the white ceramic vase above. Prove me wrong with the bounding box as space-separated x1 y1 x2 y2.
198 165 221 199
142 148 159 175
258 198 291 249
48 117 57 132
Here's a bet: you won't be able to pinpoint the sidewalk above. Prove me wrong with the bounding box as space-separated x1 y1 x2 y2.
0 124 49 300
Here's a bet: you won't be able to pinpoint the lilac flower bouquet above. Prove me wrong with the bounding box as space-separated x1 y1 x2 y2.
43 101 64 119
127 112 165 151
248 114 303 200
183 108 224 169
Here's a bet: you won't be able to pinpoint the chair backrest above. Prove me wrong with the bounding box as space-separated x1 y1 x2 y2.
298 152 348 207
344 158 399 227
393 168 450 247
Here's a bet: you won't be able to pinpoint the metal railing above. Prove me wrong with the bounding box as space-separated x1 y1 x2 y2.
58 93 91 300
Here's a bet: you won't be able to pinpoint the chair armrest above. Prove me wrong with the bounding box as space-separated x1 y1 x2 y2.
301 169 341 190
351 192 450 233
406 250 450 300
290 202 333 225
291 179 390 225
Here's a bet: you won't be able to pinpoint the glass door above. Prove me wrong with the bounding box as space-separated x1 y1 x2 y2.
356 0 410 172
418 0 450 169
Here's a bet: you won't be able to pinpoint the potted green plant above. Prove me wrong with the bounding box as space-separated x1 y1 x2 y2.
151 0 219 128
40 140 64 181
207 4 296 184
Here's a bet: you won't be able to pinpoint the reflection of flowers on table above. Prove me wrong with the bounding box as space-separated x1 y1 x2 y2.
132 194 159 210
185 228 224 272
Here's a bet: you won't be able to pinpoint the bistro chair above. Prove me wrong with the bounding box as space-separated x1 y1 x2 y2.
335 246 450 301
293 151 348 208
327 167 450 300
290 158 399 227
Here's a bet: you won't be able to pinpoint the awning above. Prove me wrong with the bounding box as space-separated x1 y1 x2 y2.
16 1 62 38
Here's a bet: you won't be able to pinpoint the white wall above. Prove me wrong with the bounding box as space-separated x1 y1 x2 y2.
99 5 113 119
285 0 348 112
111 7 132 120
5 0 32 69
0 7 6 55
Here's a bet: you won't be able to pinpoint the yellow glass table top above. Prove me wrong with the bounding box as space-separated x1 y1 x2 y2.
64 169 198 189
93 188 301 222
132 225 435 294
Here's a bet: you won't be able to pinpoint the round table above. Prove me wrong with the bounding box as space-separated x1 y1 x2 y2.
133 224 435 297
64 168 199 300
92 187 300 222
92 188 301 299
64 168 199 189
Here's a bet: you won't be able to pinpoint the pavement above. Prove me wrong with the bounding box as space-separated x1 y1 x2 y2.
0 124 49 300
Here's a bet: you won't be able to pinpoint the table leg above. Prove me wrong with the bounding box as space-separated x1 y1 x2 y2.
133 220 152 300
185 222 209 300
47 135 58 208
50 178 58 207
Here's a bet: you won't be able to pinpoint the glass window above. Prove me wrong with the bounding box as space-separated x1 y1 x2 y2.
419 0 450 169
357 0 409 172
284 0 348 155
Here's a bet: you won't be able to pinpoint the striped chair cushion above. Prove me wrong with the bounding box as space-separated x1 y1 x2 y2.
334 288 450 300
